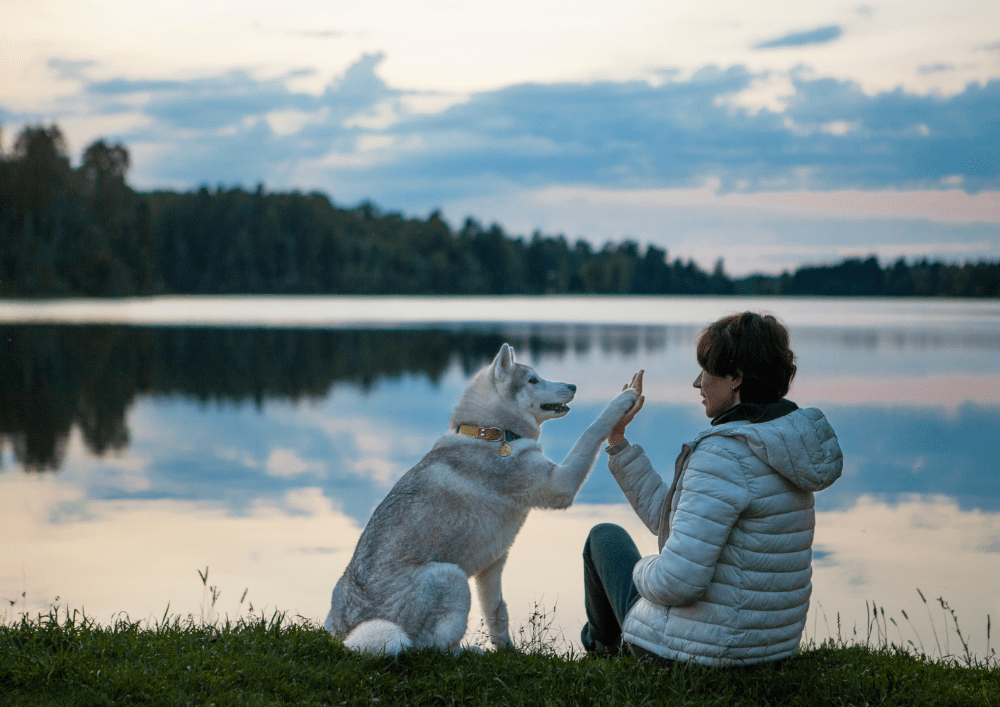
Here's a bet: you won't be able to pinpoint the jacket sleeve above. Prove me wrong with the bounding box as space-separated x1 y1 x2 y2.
631 442 752 607
607 444 669 536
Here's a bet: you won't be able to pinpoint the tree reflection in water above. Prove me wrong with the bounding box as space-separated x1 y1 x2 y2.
0 324 664 471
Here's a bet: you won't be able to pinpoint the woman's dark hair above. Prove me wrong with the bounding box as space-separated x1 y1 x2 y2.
696 312 797 404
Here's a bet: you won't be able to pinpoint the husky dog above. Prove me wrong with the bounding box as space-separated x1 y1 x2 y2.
325 343 638 655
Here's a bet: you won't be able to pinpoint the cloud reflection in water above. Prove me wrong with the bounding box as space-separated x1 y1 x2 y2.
4 469 997 660
1 311 998 660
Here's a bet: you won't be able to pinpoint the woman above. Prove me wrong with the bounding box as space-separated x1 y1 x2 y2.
582 311 843 666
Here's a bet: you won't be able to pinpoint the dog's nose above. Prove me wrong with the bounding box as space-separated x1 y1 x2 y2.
567 384 577 392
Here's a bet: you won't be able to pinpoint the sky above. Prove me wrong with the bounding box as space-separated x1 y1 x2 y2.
2 0 999 275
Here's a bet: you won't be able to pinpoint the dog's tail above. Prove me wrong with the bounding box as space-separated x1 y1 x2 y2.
343 619 412 656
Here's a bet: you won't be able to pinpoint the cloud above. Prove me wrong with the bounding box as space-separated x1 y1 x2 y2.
348 68 1000 204
265 448 324 478
79 54 401 188
919 63 956 75
854 5 876 21
46 58 97 81
285 29 345 40
88 55 397 135
9 54 999 206
754 25 844 49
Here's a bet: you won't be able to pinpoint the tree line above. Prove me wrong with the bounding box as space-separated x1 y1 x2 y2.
2 124 997 298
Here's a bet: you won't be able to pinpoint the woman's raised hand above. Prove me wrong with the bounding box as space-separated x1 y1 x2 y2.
608 370 645 447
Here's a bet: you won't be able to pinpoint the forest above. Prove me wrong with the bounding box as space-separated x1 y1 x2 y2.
1 124 998 298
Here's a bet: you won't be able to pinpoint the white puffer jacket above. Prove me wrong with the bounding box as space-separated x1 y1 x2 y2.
608 407 842 666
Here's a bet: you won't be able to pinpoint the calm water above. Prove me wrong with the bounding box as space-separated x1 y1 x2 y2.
2 296 999 660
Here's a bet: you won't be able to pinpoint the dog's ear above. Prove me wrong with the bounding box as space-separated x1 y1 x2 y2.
493 343 514 381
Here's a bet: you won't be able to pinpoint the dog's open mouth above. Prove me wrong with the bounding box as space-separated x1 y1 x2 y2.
541 403 570 414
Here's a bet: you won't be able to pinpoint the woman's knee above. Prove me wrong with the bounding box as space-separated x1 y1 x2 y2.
585 523 632 556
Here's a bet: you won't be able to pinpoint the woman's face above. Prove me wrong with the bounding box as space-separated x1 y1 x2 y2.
693 368 742 418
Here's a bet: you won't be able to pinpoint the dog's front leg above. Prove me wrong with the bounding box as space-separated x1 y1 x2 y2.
475 553 511 648
543 389 640 508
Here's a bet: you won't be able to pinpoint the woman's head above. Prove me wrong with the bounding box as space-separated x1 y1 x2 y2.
696 312 796 405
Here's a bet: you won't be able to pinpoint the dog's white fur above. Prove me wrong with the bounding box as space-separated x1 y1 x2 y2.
325 344 637 655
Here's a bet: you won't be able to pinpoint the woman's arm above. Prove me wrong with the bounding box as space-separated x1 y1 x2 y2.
631 443 752 607
605 370 664 532
608 444 669 535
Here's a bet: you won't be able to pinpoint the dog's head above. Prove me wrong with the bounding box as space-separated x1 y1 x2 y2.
450 343 577 440
491 344 576 424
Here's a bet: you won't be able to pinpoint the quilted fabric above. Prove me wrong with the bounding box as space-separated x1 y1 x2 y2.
607 407 843 665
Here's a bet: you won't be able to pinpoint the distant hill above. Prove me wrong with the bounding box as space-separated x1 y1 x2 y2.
2 124 997 298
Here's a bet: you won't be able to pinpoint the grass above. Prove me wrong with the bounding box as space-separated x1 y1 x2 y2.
1 610 997 706
1 578 998 706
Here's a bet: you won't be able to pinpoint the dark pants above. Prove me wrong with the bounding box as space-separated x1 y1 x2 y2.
581 523 668 664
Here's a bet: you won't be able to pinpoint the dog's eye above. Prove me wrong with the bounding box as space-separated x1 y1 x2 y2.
529 377 538 384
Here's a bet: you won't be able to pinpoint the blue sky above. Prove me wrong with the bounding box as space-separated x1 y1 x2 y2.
2 0 998 274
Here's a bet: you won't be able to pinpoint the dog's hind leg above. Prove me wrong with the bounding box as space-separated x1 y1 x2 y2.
404 562 471 652
475 553 511 647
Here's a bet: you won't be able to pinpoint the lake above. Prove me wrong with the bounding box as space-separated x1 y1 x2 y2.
2 295 998 661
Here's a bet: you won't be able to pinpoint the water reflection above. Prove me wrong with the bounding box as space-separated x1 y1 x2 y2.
5 322 999 472
2 310 998 659
0 323 707 473
3 468 995 660
821 403 1000 512
0 326 515 471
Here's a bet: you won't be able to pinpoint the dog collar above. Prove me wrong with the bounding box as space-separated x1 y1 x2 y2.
455 425 521 443
456 425 521 457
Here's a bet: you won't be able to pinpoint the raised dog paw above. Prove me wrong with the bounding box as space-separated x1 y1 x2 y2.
613 388 639 410
594 389 640 430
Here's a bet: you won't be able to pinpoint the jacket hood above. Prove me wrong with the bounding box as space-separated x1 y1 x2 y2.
698 407 843 492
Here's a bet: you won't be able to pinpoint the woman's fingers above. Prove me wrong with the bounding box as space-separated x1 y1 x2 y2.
629 370 644 395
